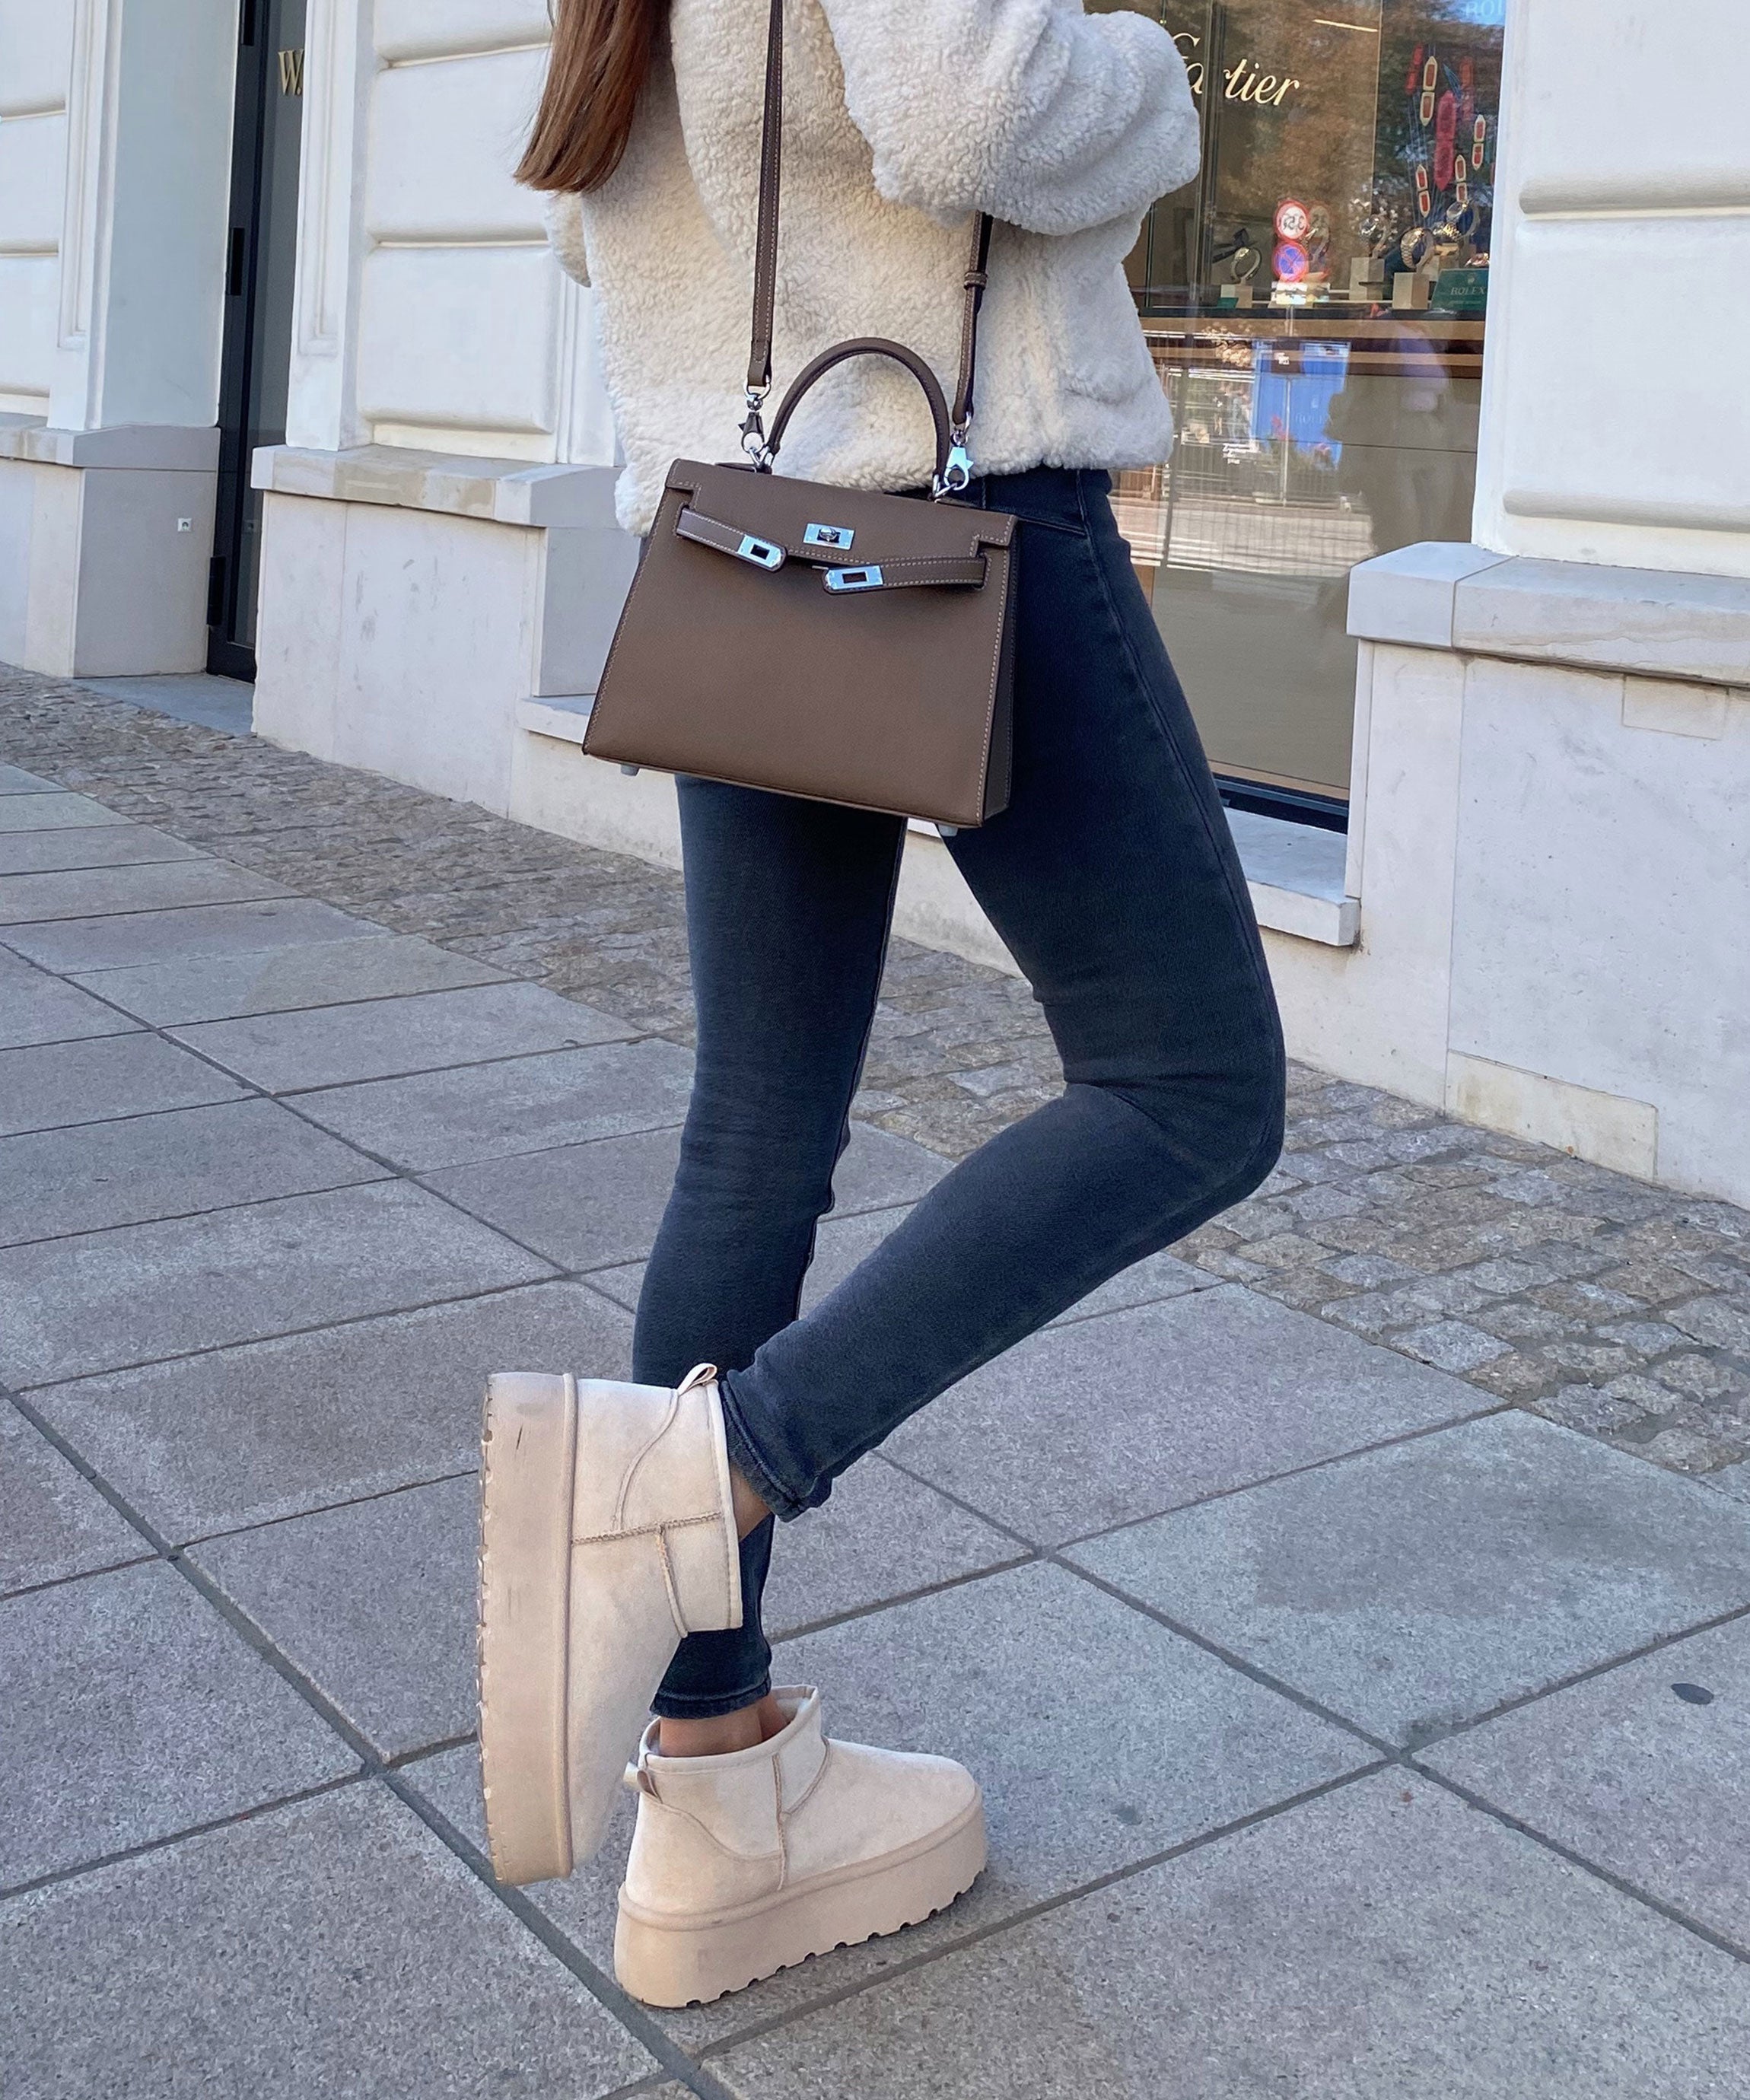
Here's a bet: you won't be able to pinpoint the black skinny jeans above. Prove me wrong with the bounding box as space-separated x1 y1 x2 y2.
633 467 1285 1717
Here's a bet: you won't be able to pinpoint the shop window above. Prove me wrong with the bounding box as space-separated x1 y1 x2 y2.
1097 0 1504 819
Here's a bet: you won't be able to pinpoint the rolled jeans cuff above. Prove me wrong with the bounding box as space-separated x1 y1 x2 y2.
718 1371 810 1522
649 1670 775 1721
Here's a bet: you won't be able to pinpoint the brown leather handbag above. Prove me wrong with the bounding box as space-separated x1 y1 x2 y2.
583 0 1017 829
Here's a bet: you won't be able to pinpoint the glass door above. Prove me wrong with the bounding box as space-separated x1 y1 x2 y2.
1098 0 1504 822
208 0 307 681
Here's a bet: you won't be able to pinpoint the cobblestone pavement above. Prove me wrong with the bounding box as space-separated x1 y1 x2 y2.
4 663 1747 1483
3 681 1749 2097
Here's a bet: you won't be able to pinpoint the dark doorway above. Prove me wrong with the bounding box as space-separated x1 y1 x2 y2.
208 0 307 680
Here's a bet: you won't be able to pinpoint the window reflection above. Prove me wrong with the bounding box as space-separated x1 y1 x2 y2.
1097 0 1505 810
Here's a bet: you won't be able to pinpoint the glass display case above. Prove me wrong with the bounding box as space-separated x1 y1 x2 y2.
1096 0 1505 816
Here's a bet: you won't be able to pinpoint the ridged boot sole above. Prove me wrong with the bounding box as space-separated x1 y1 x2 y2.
613 1794 987 2006
479 1372 578 1886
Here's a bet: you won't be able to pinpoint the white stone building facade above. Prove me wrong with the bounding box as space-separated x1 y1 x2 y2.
2 1 1746 1204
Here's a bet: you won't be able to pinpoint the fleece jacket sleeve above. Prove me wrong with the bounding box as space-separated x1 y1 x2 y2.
544 191 592 285
817 0 1200 235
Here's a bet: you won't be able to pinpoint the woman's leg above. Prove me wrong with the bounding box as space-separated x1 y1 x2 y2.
633 776 906 1726
714 466 1286 1519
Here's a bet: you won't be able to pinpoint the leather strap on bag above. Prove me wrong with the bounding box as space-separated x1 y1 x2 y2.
676 504 988 590
740 0 993 494
743 0 786 400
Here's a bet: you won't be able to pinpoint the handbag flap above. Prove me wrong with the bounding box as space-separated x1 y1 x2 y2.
663 461 1017 568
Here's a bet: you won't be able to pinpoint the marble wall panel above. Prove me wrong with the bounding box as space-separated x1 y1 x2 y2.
1476 0 1750 581
0 460 37 658
0 0 74 116
365 46 545 243
1493 218 1750 548
0 253 56 399
1507 0 1745 196
374 0 551 65
254 492 346 762
328 502 540 810
1449 656 1750 1197
355 244 560 441
0 110 65 248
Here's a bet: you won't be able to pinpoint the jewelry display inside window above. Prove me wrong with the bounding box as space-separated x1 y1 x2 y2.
1095 0 1505 818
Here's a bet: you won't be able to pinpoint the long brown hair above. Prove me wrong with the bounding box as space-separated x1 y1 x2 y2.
517 0 666 193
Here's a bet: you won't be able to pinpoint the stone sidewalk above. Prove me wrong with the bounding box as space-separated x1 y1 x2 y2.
2 680 1749 2096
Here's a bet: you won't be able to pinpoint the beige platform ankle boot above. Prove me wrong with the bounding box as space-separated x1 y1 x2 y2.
613 1686 986 2006
478 1362 742 1887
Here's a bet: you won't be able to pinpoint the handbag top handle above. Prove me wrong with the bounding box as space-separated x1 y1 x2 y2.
737 0 995 496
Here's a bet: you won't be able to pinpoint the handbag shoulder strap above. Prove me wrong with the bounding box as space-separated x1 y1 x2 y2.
741 0 992 484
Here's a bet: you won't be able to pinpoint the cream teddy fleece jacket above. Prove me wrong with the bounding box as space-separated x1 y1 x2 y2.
547 0 1198 535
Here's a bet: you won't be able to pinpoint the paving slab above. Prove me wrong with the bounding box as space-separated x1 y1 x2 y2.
75 668 256 735
295 1036 697 1170
0 1096 386 1246
2 894 386 971
78 931 514 1025
0 1559 353 1888
192 1475 479 1761
431 1125 689 1273
170 980 635 1092
0 1179 553 1386
33 1281 632 1541
0 1784 657 2098
885 1284 1483 1545
709 1771 1750 2100
1424 1615 1750 1949
762 1455 1026 1637
791 1214 1220 1329
586 1214 899 1317
797 1204 910 1311
210 1453 1026 1772
0 764 56 792
428 1116 946 1277
800 1214 1223 1328
0 822 205 874
0 1406 147 1598
0 858 287 924
827 1121 951 1211
409 1559 1368 2051
1071 1411 1750 1745
0 947 138 1049
1053 1246 1222 1322
1708 1459 1750 1505
0 789 132 832
0 1029 247 1137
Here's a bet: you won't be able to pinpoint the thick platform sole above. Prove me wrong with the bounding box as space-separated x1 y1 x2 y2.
613 1794 988 2006
479 1371 578 1887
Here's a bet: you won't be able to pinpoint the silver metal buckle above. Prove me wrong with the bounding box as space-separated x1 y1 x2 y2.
733 533 784 571
823 565 883 593
932 441 975 499
803 522 855 552
740 386 774 471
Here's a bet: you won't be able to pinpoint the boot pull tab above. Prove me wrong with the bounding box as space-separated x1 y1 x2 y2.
676 1363 720 1398
625 1759 661 1800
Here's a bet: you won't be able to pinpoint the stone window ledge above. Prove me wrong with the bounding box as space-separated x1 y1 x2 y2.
251 442 620 529
0 416 219 469
518 698 1361 950
1349 541 1750 690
